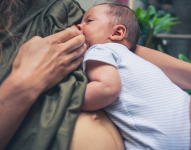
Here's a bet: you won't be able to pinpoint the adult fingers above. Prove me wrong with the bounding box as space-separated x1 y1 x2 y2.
65 57 83 74
66 43 87 63
58 34 86 54
46 25 81 43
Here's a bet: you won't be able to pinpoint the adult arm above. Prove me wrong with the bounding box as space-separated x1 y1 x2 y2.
0 26 86 150
135 45 191 90
82 60 121 111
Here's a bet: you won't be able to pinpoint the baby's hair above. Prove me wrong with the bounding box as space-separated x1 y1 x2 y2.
96 3 140 52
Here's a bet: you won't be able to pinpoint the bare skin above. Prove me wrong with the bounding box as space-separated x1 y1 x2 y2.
69 110 125 150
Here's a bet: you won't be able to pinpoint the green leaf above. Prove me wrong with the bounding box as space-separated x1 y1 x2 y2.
145 5 156 21
156 14 171 24
135 5 181 40
153 18 161 25
148 5 156 16
184 90 191 95
148 14 157 28
138 18 150 27
153 27 165 34
145 8 150 21
141 10 147 18
153 27 167 34
153 14 181 34
134 7 142 19
178 54 191 63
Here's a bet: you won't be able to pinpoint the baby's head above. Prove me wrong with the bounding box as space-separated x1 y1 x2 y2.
77 3 140 52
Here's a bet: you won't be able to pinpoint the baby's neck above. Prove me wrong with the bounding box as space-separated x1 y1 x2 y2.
111 39 131 50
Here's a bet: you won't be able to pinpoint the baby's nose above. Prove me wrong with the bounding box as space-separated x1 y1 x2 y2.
77 24 83 32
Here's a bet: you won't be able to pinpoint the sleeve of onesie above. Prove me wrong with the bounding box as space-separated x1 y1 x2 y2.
83 44 118 72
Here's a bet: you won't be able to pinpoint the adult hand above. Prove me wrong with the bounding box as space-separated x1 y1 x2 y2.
12 25 86 93
0 25 86 150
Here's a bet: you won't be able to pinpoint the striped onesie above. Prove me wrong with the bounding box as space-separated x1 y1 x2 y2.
83 43 190 150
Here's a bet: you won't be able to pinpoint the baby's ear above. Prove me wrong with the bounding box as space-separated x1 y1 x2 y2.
110 25 126 41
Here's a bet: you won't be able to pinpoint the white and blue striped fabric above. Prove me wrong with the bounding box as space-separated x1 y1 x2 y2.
83 43 190 150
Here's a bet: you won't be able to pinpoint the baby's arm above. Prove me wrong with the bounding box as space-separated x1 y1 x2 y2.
81 60 121 111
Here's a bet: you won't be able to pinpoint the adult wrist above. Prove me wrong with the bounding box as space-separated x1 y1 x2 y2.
1 71 44 106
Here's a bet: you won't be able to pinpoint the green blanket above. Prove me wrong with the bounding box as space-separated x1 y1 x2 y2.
0 0 87 150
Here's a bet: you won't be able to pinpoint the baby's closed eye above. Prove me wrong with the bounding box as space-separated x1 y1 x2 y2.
87 19 93 22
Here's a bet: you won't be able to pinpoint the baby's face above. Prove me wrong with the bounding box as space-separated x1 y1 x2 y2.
77 5 113 49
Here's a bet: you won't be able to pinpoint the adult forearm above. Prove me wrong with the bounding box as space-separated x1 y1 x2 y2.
0 72 42 150
135 45 191 90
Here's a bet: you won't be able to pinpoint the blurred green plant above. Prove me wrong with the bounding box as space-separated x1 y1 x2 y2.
134 5 181 48
178 54 191 95
178 54 191 63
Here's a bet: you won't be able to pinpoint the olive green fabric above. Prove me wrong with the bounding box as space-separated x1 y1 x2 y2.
0 0 87 150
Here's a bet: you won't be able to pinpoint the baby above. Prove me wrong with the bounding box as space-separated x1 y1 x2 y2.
77 3 190 150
